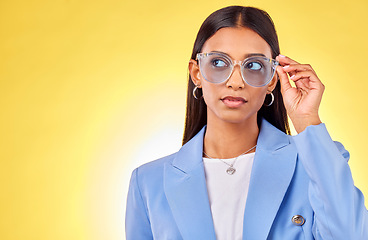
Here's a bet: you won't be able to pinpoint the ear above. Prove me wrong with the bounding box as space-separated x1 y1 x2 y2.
188 59 202 87
267 72 278 93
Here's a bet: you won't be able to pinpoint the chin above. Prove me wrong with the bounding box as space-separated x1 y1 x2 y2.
217 111 257 124
206 101 261 125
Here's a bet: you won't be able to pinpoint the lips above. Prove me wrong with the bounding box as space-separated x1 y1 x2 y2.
221 96 247 108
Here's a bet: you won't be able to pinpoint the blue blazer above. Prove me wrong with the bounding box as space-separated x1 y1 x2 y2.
125 119 368 239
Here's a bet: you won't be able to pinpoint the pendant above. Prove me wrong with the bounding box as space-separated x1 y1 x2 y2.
226 167 236 175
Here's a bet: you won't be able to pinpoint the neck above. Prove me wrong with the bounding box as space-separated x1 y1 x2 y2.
203 114 259 159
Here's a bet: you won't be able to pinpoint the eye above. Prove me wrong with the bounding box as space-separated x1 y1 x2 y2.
245 61 263 71
211 58 228 68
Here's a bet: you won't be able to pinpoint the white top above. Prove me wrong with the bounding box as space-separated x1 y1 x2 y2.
203 152 255 240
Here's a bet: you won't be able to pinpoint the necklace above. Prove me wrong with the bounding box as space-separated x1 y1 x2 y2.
203 145 257 175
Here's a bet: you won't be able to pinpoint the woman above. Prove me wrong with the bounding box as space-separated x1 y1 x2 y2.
125 6 368 239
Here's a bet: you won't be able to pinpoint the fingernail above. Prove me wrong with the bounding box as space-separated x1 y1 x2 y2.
283 65 290 69
290 75 295 79
279 54 286 57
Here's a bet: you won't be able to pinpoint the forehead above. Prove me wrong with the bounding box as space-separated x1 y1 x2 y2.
201 27 272 59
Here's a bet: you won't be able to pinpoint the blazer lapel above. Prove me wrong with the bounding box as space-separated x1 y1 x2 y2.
164 126 216 240
163 120 297 239
243 119 297 239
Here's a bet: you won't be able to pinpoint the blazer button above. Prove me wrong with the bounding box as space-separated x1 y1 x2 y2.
291 215 305 226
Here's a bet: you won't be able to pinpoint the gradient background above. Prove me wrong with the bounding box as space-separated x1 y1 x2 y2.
1 0 367 239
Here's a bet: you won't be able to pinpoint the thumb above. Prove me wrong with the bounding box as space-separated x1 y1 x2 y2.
276 66 292 95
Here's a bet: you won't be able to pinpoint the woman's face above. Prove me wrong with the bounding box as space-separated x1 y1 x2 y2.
189 27 277 124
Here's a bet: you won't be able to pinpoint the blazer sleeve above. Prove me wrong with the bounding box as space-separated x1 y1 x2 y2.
293 123 368 240
125 168 154 240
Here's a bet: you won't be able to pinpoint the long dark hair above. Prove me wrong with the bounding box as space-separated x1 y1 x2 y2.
182 6 290 145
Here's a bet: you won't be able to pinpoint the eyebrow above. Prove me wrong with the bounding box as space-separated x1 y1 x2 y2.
210 51 266 58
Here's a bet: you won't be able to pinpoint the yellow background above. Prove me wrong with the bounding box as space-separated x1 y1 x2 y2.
1 0 367 239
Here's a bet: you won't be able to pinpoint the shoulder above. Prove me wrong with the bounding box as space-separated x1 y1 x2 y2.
130 152 177 187
137 152 176 173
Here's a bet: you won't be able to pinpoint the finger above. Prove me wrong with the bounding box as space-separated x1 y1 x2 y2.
282 64 316 74
284 68 297 81
276 54 299 66
294 78 310 91
289 71 323 89
276 65 293 94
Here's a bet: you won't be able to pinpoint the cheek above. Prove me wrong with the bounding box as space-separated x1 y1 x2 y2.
247 88 269 109
201 83 227 113
201 85 218 105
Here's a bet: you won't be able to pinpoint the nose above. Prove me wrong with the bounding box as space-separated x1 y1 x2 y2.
225 63 245 90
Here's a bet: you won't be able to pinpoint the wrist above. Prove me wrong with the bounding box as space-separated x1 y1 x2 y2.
291 115 322 134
